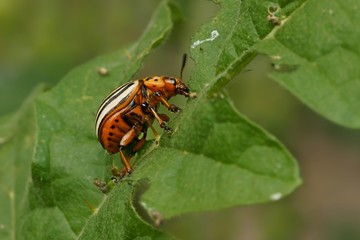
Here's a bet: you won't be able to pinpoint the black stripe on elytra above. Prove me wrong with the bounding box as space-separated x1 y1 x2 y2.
103 82 135 107
95 82 137 132
96 82 135 120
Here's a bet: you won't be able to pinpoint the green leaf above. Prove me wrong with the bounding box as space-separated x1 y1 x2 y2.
20 0 302 238
128 0 301 219
134 95 300 218
188 0 278 94
24 1 176 239
0 85 44 240
77 184 172 240
255 0 360 128
20 208 76 240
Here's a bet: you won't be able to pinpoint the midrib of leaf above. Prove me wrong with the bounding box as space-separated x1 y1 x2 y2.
211 1 245 90
75 195 107 240
207 1 255 95
141 0 309 152
133 0 308 179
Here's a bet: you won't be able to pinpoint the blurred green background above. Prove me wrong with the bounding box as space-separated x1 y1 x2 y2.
1 0 360 239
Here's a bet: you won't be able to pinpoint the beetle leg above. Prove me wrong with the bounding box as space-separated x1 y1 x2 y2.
155 91 181 113
149 107 172 133
117 126 138 174
119 147 132 174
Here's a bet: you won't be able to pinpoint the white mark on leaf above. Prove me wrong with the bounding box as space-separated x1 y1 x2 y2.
271 55 282 60
270 192 282 201
98 67 109 76
191 30 219 48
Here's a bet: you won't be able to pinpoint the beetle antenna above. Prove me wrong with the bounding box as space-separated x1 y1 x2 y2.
180 53 187 80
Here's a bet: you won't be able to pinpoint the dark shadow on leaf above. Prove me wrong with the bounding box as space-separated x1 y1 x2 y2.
132 178 164 227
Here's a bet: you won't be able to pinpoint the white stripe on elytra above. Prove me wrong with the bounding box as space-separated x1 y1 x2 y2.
95 81 139 138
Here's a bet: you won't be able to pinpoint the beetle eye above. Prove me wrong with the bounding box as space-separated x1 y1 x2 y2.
141 103 148 110
169 77 177 85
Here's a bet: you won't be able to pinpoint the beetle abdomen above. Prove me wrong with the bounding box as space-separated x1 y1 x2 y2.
99 112 133 154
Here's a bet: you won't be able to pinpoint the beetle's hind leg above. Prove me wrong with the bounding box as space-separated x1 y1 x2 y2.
111 146 133 178
120 147 132 172
112 125 139 177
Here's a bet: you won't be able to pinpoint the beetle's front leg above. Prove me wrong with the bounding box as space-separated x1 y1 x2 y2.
149 107 173 133
155 91 181 113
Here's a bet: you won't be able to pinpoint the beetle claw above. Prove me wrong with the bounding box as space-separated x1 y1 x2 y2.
189 92 197 99
160 123 173 133
170 104 181 113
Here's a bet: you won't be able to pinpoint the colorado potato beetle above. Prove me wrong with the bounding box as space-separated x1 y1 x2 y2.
95 54 192 177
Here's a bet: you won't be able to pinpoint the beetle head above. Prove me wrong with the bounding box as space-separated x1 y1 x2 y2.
163 77 190 97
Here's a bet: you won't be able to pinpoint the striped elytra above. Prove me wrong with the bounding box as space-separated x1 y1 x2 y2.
95 81 139 139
